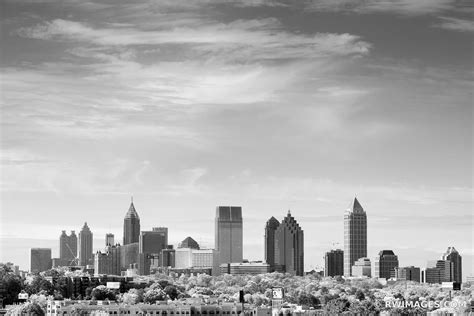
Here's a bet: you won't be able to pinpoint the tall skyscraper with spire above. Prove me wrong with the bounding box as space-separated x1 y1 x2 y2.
264 216 280 270
78 222 93 266
274 211 304 276
123 197 140 245
344 197 367 276
442 247 462 283
215 206 243 264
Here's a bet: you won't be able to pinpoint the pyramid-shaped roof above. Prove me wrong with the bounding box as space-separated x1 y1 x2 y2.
347 197 364 213
125 201 140 219
266 216 280 228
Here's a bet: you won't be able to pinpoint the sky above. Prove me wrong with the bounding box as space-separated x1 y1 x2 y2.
0 0 472 279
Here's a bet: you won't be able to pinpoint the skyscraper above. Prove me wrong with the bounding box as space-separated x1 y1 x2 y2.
274 211 304 276
374 250 399 279
394 266 420 282
59 230 77 265
139 230 167 254
264 216 280 270
215 206 243 264
344 197 367 276
30 248 52 273
78 222 93 266
123 198 140 245
105 233 115 247
324 249 344 277
442 247 462 283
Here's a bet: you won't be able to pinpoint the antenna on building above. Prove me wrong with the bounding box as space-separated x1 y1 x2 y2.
131 195 133 203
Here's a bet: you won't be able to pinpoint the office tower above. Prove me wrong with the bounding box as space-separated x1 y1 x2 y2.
30 248 52 273
436 260 453 282
121 242 139 270
215 206 243 264
179 237 200 250
175 248 193 269
274 211 304 276
105 233 115 247
161 246 176 268
324 249 344 277
123 198 140 245
374 250 399 279
94 245 121 275
351 257 371 277
394 266 420 282
264 217 280 270
152 227 168 246
442 247 462 283
344 197 367 276
220 262 271 275
59 230 77 264
139 230 167 254
78 222 93 266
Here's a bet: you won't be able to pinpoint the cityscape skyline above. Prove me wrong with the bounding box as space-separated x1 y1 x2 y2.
1 0 472 281
4 196 470 282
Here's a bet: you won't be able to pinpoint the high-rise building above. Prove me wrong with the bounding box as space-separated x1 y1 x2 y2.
436 260 453 282
105 233 115 247
120 242 139 270
394 266 420 282
374 250 399 279
274 211 304 276
94 245 121 276
215 206 243 264
152 227 168 246
442 247 462 283
351 257 371 277
30 248 52 273
220 262 271 275
344 197 367 276
264 217 280 271
179 237 200 250
59 230 77 264
78 222 93 266
161 246 176 268
324 249 344 277
139 230 167 254
123 198 140 245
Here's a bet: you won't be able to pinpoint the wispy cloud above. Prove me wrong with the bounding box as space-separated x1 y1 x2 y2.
435 16 474 32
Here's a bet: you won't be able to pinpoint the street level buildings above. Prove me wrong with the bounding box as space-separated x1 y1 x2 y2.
344 197 367 276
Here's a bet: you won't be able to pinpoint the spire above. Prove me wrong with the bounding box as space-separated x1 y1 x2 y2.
287 209 291 216
348 197 364 213
125 199 140 219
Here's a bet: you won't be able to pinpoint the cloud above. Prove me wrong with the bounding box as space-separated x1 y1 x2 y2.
17 18 371 60
435 16 474 32
303 0 457 15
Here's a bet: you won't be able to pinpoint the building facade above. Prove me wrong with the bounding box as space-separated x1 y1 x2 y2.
220 262 271 275
374 250 399 279
344 197 367 276
351 257 371 277
274 211 304 276
394 266 420 282
94 245 121 276
123 199 140 245
179 237 200 250
215 206 243 265
59 230 78 264
264 217 280 271
78 222 93 266
161 246 176 268
30 248 52 273
324 249 344 277
442 247 462 283
105 233 115 247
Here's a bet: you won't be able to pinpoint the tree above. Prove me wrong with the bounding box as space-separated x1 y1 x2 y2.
91 285 117 301
163 285 179 300
143 288 166 303
26 275 54 295
0 269 23 305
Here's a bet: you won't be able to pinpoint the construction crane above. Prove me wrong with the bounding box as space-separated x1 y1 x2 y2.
66 243 79 266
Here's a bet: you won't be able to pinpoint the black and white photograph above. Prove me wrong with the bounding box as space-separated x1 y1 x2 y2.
0 0 472 314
